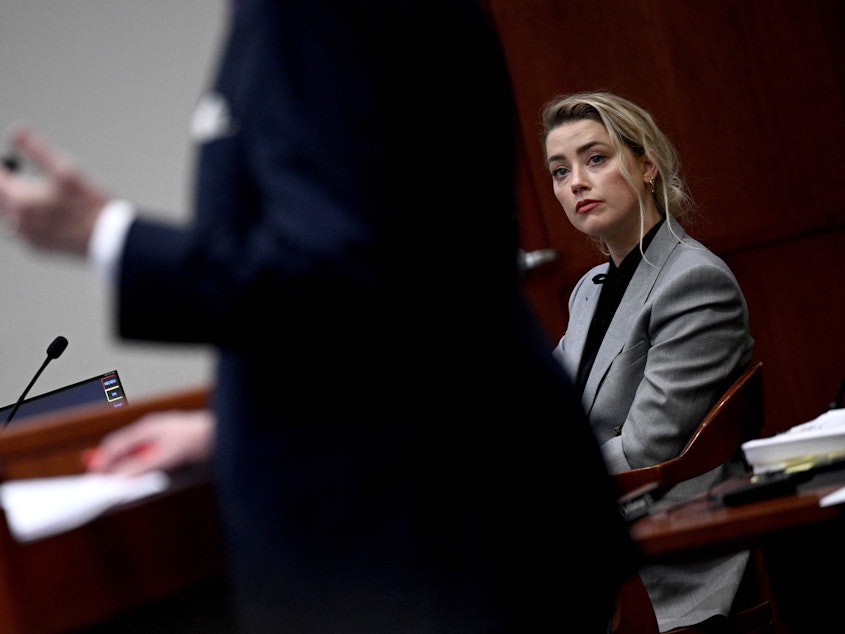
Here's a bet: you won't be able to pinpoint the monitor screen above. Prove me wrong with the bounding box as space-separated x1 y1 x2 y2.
0 371 128 425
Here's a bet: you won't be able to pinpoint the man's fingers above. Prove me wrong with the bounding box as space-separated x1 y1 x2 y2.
10 127 72 181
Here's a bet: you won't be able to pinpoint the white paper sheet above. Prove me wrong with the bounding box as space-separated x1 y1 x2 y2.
0 471 170 542
819 485 845 508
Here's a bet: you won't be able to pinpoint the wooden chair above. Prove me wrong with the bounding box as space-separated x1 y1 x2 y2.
609 361 786 634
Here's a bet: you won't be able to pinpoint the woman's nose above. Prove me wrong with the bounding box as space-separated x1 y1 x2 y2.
570 167 588 192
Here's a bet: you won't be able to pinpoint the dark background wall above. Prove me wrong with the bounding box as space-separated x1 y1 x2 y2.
485 0 845 435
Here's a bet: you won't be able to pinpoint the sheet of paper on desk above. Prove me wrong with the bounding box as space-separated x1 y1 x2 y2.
819 486 845 508
0 471 170 543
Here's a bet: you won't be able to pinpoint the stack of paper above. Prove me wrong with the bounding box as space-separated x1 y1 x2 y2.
741 409 845 475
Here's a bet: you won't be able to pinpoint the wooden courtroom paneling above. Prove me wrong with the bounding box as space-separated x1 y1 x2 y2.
486 0 845 436
724 228 845 434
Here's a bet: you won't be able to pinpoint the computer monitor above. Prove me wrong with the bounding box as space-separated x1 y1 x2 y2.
0 370 128 425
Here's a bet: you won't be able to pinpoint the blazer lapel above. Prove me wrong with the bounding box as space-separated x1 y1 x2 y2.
561 274 603 379
581 219 688 412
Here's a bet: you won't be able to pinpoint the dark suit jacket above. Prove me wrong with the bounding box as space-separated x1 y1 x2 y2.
116 1 639 631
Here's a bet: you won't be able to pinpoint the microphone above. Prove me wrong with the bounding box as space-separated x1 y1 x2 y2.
2 336 68 429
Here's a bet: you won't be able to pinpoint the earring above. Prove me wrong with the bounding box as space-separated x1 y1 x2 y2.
649 178 656 194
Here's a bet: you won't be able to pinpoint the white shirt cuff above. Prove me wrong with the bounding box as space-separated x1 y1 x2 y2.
88 199 135 288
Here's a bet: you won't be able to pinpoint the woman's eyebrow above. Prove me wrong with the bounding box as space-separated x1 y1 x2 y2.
547 139 603 166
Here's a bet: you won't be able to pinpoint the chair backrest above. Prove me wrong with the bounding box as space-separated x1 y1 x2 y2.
609 361 781 634
608 574 659 634
614 360 764 497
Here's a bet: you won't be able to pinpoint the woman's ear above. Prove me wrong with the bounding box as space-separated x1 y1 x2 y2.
642 158 658 184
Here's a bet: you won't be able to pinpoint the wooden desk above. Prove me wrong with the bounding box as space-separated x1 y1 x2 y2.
629 469 845 634
0 387 231 634
629 470 845 560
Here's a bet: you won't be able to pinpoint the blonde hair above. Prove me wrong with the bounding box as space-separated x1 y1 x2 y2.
540 90 697 255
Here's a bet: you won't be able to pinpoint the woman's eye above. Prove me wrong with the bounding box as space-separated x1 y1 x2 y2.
587 154 607 166
552 166 570 178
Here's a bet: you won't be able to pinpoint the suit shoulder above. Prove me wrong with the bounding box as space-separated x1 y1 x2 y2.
666 237 735 273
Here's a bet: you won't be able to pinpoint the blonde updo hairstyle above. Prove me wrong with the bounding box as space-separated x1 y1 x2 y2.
540 90 697 255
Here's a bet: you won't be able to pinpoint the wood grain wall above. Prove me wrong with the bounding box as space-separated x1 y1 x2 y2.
485 0 845 435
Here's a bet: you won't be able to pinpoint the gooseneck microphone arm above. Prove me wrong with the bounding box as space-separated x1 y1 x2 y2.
2 336 69 429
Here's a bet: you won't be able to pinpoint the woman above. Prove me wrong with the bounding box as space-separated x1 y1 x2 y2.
541 91 754 632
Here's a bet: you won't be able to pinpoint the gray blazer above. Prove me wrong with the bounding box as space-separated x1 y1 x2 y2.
553 217 754 631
